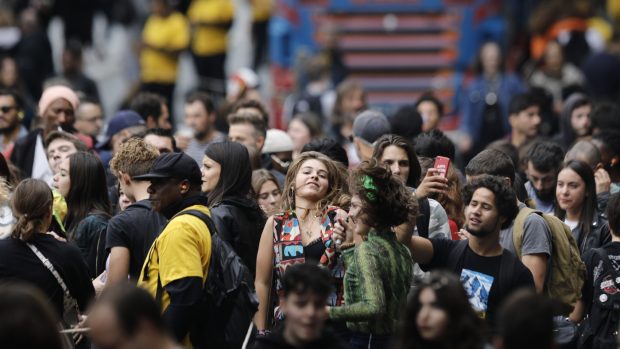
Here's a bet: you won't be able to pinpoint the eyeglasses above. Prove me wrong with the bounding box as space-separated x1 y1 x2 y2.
0 105 16 114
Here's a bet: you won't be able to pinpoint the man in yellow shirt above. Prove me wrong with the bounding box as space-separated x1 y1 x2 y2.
188 0 234 99
140 0 190 125
137 152 211 347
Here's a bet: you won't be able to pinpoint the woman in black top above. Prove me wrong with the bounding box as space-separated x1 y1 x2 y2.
0 179 94 321
201 141 266 275
53 151 112 277
555 160 610 255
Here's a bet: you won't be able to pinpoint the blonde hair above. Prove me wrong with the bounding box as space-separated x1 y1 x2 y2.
109 137 159 178
281 151 348 213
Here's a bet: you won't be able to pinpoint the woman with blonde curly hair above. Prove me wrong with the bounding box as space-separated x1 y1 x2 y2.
254 151 349 332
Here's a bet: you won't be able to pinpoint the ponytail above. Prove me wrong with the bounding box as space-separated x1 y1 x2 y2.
11 214 47 242
9 179 53 242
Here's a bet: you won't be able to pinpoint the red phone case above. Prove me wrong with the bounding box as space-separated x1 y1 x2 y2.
434 156 450 178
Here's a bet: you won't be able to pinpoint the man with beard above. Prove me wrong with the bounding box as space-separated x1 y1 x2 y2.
525 141 565 213
177 91 225 164
407 175 534 325
0 88 27 152
465 149 552 294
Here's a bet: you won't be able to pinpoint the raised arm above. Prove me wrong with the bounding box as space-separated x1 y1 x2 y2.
407 236 435 265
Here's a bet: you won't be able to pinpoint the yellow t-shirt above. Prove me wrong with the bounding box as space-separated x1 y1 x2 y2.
188 0 234 56
139 205 212 312
140 12 190 83
252 0 273 22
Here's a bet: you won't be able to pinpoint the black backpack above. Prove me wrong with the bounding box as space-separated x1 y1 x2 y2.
578 248 620 349
165 210 259 349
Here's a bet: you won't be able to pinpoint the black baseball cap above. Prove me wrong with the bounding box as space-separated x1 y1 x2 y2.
134 152 201 184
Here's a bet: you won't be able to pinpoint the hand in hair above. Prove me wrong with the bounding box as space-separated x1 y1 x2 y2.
594 168 611 194
416 168 448 199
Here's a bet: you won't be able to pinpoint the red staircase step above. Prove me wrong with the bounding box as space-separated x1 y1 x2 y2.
343 51 456 70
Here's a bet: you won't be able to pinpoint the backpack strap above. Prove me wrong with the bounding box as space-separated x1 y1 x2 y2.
446 240 468 272
416 198 431 239
499 249 519 298
154 209 216 306
512 207 539 258
178 209 217 237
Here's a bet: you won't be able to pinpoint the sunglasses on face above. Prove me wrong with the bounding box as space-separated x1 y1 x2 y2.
0 105 16 114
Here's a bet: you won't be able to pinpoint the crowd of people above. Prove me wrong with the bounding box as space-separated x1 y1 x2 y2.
1 1 620 349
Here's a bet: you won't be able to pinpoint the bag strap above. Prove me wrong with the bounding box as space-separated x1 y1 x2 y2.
26 243 75 303
512 207 538 258
154 209 216 306
499 250 519 297
416 198 431 239
446 240 468 272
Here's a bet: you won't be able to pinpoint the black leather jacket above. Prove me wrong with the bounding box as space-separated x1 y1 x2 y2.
573 212 611 256
210 197 266 277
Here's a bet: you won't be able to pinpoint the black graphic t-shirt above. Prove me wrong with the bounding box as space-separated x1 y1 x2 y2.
422 238 535 323
582 241 620 314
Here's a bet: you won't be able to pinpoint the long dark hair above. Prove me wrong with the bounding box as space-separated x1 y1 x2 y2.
555 160 597 238
64 152 112 235
393 271 485 349
204 141 254 207
372 134 422 188
559 93 591 150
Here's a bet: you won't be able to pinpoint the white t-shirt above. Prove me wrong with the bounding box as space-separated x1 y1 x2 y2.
564 219 579 231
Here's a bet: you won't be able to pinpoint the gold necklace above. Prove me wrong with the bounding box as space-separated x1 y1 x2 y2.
296 208 320 239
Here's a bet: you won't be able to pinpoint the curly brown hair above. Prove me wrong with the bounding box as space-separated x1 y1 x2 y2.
351 159 418 232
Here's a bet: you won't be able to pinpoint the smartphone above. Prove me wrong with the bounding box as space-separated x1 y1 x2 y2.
434 156 450 178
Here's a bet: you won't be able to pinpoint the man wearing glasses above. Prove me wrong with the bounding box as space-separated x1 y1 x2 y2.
0 88 27 152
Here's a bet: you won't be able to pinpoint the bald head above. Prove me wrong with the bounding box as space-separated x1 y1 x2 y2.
565 140 601 170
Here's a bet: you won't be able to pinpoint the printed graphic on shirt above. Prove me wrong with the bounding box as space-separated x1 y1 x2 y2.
461 269 494 318
608 254 620 271
599 275 620 295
